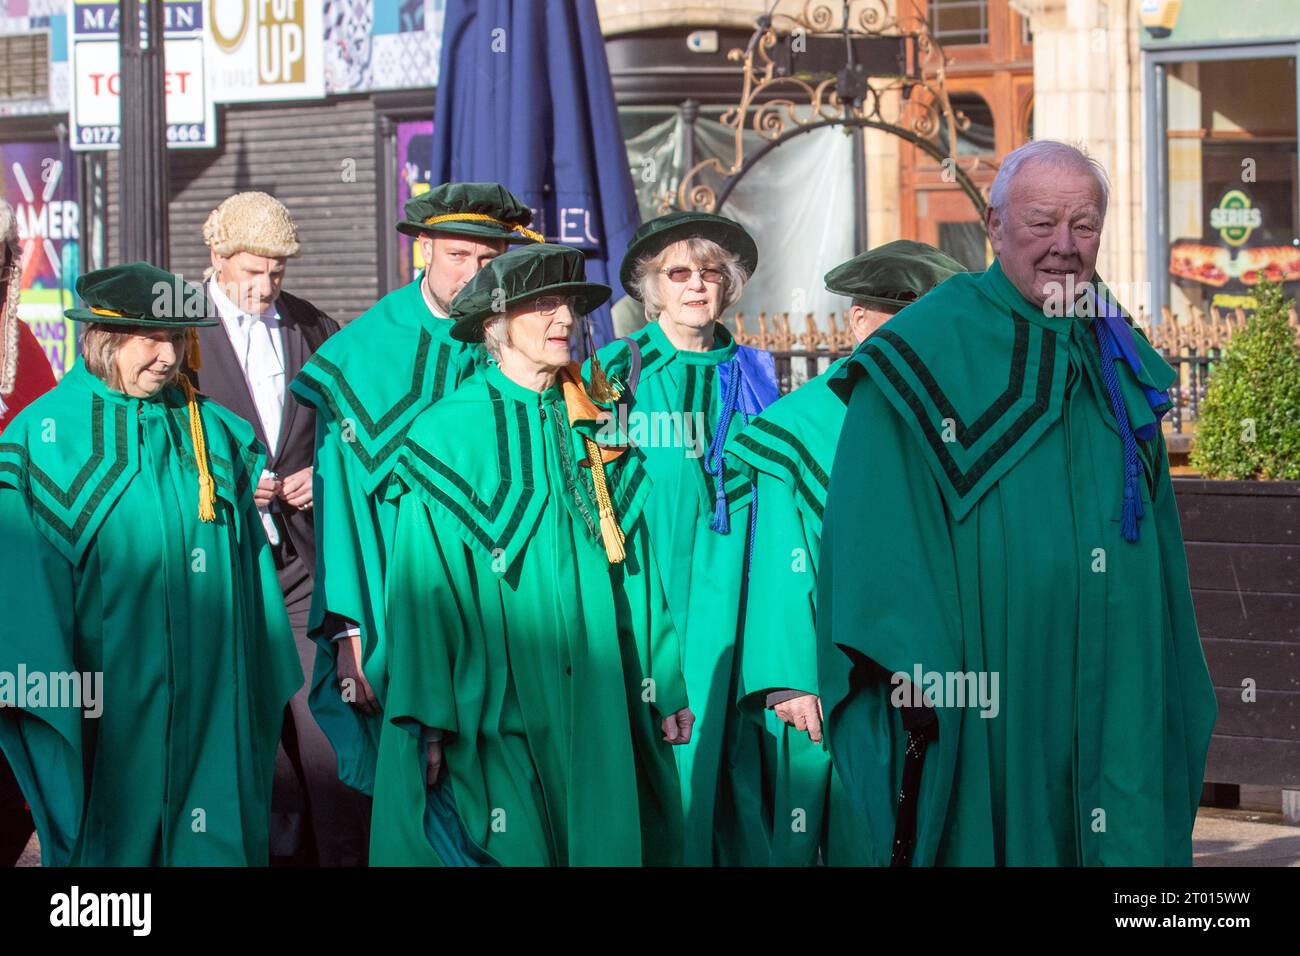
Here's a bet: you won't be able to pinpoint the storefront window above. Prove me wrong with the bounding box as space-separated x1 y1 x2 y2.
1164 55 1299 315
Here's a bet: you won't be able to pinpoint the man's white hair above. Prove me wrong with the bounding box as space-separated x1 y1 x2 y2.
989 140 1111 219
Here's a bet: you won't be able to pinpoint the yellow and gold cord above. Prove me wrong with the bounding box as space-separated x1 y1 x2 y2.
421 212 545 244
582 433 626 565
177 374 217 523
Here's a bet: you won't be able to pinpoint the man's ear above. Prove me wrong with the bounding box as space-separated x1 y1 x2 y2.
209 249 223 279
848 305 871 343
986 204 1004 255
417 234 435 263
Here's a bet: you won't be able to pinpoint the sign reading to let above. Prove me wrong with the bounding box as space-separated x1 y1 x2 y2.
205 0 324 102
68 0 216 151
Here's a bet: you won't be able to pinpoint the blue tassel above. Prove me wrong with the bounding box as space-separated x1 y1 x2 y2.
1094 317 1144 543
706 358 744 534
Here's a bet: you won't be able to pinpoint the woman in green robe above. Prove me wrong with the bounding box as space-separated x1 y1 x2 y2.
369 244 694 866
589 212 779 866
0 262 301 866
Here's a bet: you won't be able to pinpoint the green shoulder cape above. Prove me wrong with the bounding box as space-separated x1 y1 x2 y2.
827 265 1176 522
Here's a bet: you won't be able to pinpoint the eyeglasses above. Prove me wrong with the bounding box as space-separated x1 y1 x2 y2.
530 296 569 315
660 266 725 284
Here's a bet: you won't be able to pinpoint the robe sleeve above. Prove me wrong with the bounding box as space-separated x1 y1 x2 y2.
816 376 964 867
303 412 388 794
613 526 688 720
738 470 819 715
370 488 498 867
0 485 83 865
384 492 463 739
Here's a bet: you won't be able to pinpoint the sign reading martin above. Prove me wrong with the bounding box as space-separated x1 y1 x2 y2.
206 0 325 102
68 0 217 151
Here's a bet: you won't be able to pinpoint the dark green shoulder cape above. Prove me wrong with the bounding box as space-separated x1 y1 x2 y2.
291 279 476 492
726 356 848 529
386 369 653 575
590 322 755 517
828 264 1176 520
0 362 263 563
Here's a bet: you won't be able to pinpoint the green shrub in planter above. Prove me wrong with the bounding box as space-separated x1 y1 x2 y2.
1190 279 1300 479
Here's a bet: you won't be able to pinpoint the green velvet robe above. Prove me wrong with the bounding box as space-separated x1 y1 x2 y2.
290 277 477 794
725 357 871 866
817 262 1217 865
368 364 687 866
0 361 301 866
590 321 769 866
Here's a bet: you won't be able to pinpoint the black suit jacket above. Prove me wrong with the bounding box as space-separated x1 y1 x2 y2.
186 288 338 581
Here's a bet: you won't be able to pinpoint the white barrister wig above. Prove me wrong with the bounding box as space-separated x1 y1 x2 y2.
203 191 301 259
0 198 22 400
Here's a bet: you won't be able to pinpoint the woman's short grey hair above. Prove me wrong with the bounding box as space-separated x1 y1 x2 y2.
478 295 578 363
480 315 510 363
633 237 749 319
81 322 187 390
989 140 1110 219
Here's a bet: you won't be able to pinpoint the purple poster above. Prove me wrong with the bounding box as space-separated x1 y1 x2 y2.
0 142 81 377
396 119 433 287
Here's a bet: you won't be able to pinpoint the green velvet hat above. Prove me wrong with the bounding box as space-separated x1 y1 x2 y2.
824 240 966 309
450 244 612 343
64 261 216 327
619 211 758 300
396 181 542 243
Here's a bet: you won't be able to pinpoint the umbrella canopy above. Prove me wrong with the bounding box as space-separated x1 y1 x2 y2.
432 0 640 347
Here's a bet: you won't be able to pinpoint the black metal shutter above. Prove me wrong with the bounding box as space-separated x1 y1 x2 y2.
105 95 380 323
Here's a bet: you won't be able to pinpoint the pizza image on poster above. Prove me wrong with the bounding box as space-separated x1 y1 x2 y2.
1169 187 1300 309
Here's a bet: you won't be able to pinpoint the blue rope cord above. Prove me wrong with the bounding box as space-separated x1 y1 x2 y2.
746 471 758 571
705 359 743 534
1093 318 1145 543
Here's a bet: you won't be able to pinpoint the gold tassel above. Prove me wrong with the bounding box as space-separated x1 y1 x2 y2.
583 313 620 403
582 433 626 564
587 355 620 403
187 327 203 370
178 375 217 522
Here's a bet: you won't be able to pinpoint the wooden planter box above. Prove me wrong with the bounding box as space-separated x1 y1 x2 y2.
1175 479 1300 791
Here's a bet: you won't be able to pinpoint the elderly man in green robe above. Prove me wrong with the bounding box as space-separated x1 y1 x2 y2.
727 241 964 866
290 183 541 794
371 244 693 866
818 140 1217 866
0 262 300 865
590 212 779 865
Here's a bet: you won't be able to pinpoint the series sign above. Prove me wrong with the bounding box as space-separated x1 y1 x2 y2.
68 1 217 151
1208 190 1262 247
